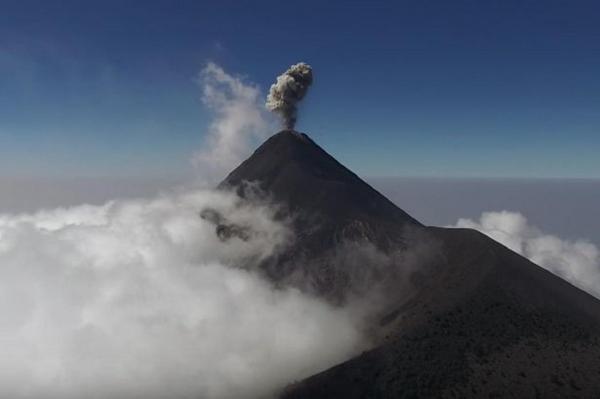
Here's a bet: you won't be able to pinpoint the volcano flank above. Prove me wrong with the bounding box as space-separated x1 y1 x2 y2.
219 130 600 398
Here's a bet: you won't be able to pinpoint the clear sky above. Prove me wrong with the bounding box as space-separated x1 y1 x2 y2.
1 0 599 179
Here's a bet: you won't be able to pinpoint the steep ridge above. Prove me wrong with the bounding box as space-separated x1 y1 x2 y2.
220 131 600 398
221 130 420 233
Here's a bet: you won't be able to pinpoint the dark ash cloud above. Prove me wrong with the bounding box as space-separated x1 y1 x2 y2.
266 63 313 129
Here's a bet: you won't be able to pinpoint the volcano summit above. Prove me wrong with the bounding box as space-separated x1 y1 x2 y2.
218 130 600 398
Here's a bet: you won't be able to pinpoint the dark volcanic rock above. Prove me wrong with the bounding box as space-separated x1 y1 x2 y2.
220 130 423 300
219 130 600 398
221 130 420 238
283 227 600 398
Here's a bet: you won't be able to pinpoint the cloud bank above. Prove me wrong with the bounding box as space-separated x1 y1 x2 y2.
0 190 363 399
453 211 600 298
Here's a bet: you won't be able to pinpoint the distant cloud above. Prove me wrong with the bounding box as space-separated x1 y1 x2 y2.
453 211 600 298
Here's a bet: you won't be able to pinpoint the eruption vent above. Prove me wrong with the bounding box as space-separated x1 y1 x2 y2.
266 62 313 129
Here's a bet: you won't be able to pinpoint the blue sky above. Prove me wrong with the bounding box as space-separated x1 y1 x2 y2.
1 0 599 178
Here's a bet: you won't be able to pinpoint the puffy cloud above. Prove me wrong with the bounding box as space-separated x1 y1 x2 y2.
0 189 364 399
453 211 600 298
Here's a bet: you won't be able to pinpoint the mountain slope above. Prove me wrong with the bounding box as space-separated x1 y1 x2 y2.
219 130 600 398
221 130 420 234
220 130 422 300
283 227 600 398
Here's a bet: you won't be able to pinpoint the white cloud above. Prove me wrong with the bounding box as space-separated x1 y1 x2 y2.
0 189 363 399
453 211 600 298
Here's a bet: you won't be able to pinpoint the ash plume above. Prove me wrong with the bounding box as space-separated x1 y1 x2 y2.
266 63 313 129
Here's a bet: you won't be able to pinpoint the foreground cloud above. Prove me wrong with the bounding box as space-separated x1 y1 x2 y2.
453 211 600 298
0 190 363 399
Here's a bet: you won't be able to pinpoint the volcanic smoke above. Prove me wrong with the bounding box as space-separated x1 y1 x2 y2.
266 62 313 129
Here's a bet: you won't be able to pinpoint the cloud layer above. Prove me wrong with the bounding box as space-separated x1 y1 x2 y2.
453 211 600 298
0 190 363 399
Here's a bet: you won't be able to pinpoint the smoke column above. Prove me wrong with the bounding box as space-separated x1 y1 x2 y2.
266 63 313 129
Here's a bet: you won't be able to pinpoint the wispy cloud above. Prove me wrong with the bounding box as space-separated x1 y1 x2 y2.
192 62 271 184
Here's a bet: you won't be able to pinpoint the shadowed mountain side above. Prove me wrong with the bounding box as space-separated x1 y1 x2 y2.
219 130 422 300
282 227 600 398
215 130 600 397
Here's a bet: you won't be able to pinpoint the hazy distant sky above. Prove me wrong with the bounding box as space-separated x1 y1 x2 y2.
1 0 599 178
0 176 596 247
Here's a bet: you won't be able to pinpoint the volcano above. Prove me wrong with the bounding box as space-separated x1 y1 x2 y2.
220 131 600 398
